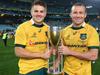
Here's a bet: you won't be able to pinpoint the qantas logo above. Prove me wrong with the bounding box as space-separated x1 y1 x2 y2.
29 40 47 46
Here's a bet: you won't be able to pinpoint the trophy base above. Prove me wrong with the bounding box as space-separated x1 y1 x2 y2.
48 70 62 75
48 72 62 75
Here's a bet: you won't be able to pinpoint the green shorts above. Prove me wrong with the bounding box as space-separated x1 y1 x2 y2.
19 68 48 75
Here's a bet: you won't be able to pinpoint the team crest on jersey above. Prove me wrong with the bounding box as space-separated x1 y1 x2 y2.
80 34 87 40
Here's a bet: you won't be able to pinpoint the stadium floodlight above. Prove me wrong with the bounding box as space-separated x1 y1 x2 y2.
86 5 93 9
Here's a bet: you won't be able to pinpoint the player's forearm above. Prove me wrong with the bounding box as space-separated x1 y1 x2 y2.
69 49 98 61
15 47 43 59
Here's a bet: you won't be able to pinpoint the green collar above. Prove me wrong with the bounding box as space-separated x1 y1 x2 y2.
71 26 84 30
32 23 44 28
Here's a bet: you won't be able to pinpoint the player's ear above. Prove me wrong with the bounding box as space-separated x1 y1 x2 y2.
70 12 72 18
44 9 47 17
44 11 47 17
30 9 33 16
84 13 87 18
30 6 34 17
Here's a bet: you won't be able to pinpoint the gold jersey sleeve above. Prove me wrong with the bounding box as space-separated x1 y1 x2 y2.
15 24 27 46
87 26 99 48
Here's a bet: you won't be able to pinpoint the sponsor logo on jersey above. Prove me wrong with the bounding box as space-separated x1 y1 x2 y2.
29 40 47 46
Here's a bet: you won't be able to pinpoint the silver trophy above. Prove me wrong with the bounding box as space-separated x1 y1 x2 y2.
48 26 63 75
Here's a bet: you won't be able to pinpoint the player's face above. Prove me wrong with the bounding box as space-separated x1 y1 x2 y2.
70 6 87 26
31 5 47 24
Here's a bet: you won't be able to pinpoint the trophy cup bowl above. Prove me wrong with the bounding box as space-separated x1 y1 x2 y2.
48 26 63 75
50 26 60 47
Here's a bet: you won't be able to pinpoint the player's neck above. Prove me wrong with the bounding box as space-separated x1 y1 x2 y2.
31 18 43 25
34 22 43 25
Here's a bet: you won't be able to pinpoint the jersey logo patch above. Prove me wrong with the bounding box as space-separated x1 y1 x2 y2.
80 34 87 40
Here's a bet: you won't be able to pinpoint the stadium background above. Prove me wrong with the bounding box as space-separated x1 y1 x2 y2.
0 0 100 75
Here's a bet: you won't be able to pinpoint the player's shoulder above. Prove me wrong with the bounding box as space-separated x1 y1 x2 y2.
43 22 49 27
85 23 96 31
17 20 31 29
62 24 72 31
42 22 50 31
19 20 31 27
60 24 71 34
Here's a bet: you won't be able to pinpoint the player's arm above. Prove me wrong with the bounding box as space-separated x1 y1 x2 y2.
65 48 98 61
59 27 99 61
75 48 98 60
15 47 51 59
59 45 98 61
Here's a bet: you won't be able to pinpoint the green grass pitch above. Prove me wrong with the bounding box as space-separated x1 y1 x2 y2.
0 37 100 75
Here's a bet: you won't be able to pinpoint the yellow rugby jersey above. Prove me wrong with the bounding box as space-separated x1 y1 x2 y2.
61 23 99 75
15 20 49 74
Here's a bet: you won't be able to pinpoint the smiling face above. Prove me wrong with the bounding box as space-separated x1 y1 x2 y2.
31 5 47 24
70 5 87 26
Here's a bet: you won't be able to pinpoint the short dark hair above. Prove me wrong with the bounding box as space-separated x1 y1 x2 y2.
71 2 87 13
31 0 47 9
